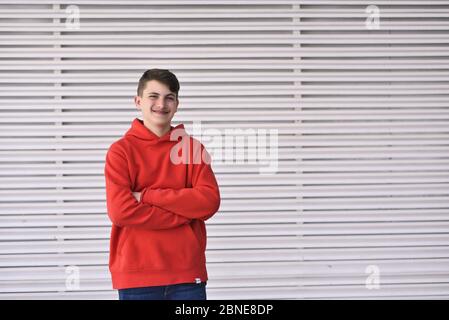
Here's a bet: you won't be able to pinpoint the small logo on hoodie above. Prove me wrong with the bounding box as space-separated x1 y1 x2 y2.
195 278 201 284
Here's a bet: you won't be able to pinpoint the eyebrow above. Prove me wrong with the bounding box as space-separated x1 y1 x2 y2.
147 92 176 97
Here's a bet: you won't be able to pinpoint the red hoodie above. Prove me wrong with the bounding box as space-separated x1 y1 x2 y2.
104 118 221 289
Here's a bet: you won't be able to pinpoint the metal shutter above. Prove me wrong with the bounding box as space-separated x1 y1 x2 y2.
1 0 449 300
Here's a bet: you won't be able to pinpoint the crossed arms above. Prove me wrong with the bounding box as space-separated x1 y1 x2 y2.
104 145 220 231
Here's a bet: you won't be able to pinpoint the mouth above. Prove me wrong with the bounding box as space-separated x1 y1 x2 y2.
151 109 170 116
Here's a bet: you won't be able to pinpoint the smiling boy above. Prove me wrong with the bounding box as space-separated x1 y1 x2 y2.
104 69 221 300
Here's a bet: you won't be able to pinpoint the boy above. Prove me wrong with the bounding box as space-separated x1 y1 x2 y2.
104 69 221 300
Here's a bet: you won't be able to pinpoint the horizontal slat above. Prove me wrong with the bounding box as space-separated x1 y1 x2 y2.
3 234 449 255
0 173 448 189
3 276 449 295
1 48 448 60
1 158 448 172
1 85 448 96
1 7 449 17
3 122 449 136
3 36 449 46
2 110 449 122
2 285 449 300
2 222 449 240
2 259 449 281
2 71 449 83
1 21 449 32
1 184 449 201
4 246 449 267
2 137 449 150
3 286 449 300
1 207 449 227
1 209 449 225
1 60 449 72
33 196 435 212
3 147 449 162
1 98 449 110
1 0 449 4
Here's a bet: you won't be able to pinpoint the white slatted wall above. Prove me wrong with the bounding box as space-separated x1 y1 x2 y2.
0 0 449 300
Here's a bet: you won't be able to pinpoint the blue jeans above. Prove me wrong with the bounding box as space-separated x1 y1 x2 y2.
118 281 207 300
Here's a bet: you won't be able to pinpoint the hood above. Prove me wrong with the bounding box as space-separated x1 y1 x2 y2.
125 118 188 145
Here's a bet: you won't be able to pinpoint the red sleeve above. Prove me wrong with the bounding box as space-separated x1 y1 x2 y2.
104 146 191 229
140 143 221 221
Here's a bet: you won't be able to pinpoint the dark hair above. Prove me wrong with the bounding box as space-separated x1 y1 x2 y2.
137 68 180 98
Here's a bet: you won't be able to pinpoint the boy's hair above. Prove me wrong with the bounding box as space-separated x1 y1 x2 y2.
137 68 180 99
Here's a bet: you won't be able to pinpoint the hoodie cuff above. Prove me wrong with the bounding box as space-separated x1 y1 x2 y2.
140 187 153 205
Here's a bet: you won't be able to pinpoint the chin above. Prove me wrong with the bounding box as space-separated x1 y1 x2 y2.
147 116 172 126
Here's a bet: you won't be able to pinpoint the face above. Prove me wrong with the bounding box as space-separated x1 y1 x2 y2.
134 80 179 128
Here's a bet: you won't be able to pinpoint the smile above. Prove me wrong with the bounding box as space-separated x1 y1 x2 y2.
152 109 169 115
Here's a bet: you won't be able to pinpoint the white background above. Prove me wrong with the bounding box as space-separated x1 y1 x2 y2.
1 0 449 299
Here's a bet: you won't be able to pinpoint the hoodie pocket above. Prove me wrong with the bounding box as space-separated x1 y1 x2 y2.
117 223 204 272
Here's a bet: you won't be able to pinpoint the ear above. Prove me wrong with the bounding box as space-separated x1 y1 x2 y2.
134 95 142 111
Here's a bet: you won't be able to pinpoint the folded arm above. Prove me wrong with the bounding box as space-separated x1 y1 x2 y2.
104 147 191 229
140 144 221 221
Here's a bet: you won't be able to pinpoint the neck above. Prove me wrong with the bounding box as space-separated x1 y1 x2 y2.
143 119 171 138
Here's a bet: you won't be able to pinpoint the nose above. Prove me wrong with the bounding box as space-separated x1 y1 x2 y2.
154 97 165 108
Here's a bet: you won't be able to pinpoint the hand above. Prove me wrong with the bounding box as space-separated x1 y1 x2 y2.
132 191 141 202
